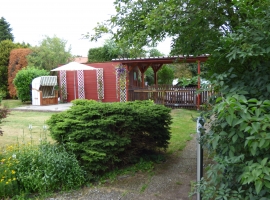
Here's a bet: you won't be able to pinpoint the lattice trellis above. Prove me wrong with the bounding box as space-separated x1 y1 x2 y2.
60 70 67 101
96 68 104 101
77 70 85 99
116 66 127 102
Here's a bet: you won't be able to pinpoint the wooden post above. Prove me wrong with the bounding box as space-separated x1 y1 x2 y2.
197 61 201 110
141 72 145 88
154 71 157 87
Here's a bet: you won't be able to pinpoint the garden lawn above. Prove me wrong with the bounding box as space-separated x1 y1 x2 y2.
0 106 199 152
0 99 26 109
0 111 54 146
168 109 199 154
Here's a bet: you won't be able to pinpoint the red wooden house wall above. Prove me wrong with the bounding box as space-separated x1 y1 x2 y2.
65 62 120 102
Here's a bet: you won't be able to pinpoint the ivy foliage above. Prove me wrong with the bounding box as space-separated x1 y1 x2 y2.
47 100 172 175
13 67 49 102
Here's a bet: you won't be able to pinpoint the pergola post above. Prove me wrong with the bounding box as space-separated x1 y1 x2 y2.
151 64 163 88
138 65 149 88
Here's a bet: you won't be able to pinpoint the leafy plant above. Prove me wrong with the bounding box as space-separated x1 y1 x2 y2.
14 142 86 193
13 67 49 102
193 66 270 199
0 147 19 198
177 76 198 87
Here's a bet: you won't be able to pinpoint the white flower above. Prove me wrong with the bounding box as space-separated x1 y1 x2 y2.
12 154 16 159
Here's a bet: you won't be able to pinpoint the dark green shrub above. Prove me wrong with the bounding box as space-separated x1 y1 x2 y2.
47 100 172 174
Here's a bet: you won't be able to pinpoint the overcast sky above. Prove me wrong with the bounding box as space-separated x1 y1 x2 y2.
1 0 171 57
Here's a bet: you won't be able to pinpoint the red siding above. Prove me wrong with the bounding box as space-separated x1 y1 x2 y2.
64 62 120 102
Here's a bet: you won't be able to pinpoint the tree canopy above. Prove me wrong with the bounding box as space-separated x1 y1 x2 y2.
88 39 146 62
89 0 269 75
90 0 249 56
0 17 14 42
27 35 72 71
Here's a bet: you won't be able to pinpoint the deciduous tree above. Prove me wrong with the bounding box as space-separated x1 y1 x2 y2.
89 0 246 57
88 39 145 62
27 35 72 71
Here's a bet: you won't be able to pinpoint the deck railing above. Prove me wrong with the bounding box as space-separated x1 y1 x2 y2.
128 85 211 109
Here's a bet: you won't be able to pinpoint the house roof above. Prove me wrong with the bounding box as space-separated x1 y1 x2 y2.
73 57 88 64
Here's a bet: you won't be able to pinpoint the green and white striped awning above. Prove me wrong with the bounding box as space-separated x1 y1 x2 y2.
40 76 57 86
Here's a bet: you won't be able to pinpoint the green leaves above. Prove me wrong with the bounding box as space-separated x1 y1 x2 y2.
13 67 49 102
27 35 72 71
14 142 86 194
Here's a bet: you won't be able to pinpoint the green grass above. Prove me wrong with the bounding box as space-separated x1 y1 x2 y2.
0 99 29 109
0 106 199 151
0 101 199 152
1 111 54 146
168 109 199 154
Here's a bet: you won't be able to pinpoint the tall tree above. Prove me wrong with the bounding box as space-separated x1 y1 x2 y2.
27 35 72 71
0 17 14 42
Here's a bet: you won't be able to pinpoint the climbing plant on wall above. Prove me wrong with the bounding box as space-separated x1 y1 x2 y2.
115 64 127 102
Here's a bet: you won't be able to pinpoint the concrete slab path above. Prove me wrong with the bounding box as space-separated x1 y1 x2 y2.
11 103 72 112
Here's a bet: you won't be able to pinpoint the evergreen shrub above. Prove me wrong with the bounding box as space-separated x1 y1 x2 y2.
47 100 172 174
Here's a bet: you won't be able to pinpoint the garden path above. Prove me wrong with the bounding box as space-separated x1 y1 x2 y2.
47 134 198 200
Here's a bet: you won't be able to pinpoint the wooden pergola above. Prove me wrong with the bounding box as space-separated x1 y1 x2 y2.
112 55 209 109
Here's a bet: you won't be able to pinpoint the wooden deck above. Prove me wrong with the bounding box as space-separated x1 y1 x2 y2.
128 85 210 109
